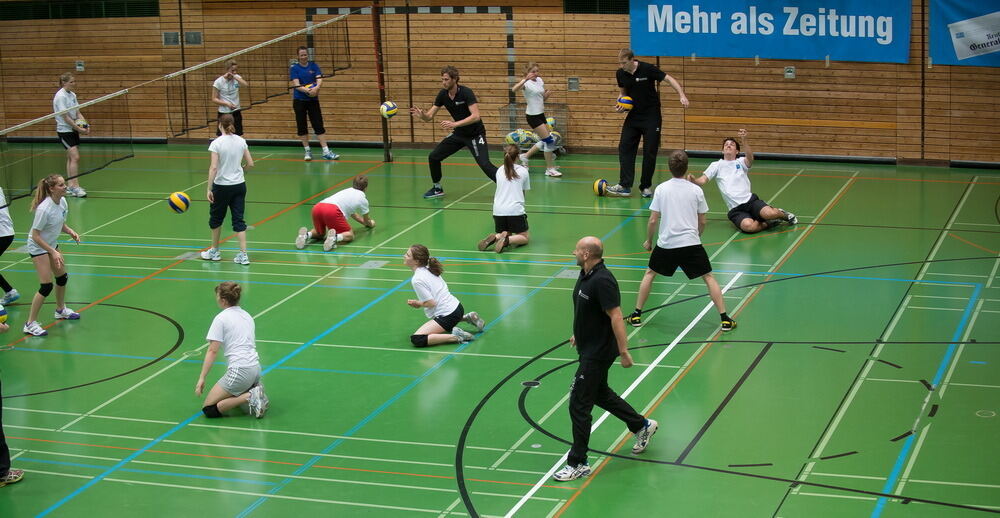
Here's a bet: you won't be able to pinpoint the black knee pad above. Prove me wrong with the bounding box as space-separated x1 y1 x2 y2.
55 273 68 286
410 334 429 348
38 283 53 297
202 404 223 418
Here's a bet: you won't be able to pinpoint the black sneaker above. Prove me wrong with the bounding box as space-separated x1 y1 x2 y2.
626 310 642 327
721 318 737 332
423 186 444 199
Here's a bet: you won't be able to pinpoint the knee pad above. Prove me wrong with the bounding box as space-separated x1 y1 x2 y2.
410 334 429 348
202 404 223 418
55 273 68 286
541 135 555 145
38 283 53 297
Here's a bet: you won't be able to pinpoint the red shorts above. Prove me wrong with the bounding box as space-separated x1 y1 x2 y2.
311 203 351 235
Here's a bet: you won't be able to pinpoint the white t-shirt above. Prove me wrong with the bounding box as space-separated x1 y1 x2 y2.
27 197 68 255
492 164 530 216
52 88 79 133
213 75 241 113
522 77 545 116
649 178 708 249
0 187 13 238
208 134 248 185
703 157 753 210
320 187 369 217
206 306 259 369
411 266 459 319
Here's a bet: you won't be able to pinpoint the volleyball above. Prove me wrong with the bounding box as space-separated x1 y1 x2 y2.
380 101 398 119
523 130 540 145
546 116 556 128
593 178 609 196
504 128 527 146
616 96 633 111
168 191 191 213
0 304 7 324
549 130 563 147
75 118 89 129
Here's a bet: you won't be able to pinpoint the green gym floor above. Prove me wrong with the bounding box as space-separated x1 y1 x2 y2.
0 144 998 517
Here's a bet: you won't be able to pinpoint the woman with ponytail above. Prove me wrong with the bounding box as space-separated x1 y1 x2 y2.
23 175 81 337
477 144 531 253
404 244 485 347
202 113 254 265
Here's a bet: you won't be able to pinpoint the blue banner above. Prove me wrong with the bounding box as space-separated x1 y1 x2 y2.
930 0 1000 67
630 0 911 63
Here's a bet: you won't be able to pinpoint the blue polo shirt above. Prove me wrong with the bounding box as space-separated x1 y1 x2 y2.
290 61 323 101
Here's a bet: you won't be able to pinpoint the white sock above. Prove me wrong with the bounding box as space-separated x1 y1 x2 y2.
336 234 345 242
322 146 330 153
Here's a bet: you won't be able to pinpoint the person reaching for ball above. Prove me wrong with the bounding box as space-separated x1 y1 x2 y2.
295 175 375 251
404 244 485 347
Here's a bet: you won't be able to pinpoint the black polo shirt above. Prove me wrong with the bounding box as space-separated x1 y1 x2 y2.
434 85 486 138
572 260 622 362
616 60 666 119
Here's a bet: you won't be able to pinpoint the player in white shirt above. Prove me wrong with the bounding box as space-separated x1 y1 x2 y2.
0 187 19 306
211 59 249 136
195 282 268 419
53 73 90 198
201 113 254 265
22 175 82 337
690 129 796 233
477 145 531 253
404 244 485 347
626 151 736 332
511 62 561 177
295 175 375 252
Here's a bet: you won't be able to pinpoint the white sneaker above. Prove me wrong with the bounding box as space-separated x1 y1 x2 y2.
295 227 309 249
781 209 798 225
452 327 475 343
544 168 562 177
323 229 338 252
518 153 529 167
67 186 87 198
553 463 591 481
54 307 81 320
1 289 19 305
632 419 658 453
200 248 221 261
23 320 47 336
463 311 485 332
248 385 268 418
604 184 632 197
641 188 653 198
233 251 250 265
304 149 312 161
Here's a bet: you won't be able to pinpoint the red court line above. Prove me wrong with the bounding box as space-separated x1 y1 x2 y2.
947 233 999 255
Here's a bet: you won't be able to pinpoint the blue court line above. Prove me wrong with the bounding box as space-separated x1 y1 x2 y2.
969 361 987 364
18 457 276 486
36 279 411 517
234 270 565 517
869 282 982 517
274 366 416 379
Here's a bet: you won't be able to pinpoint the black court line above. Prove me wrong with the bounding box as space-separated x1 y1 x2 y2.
818 451 859 460
1 302 183 399
891 430 915 442
813 345 847 353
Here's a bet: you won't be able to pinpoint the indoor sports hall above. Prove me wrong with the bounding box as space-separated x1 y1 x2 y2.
0 1 997 517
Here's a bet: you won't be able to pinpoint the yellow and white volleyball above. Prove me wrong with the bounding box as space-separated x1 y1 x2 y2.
75 118 89 129
0 304 7 324
549 130 563 147
168 191 191 214
616 96 634 111
523 130 540 145
504 128 528 146
546 116 556 129
380 100 398 119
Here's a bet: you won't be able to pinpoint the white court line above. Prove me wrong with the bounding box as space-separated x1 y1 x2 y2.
906 306 964 311
504 273 744 517
948 382 1000 389
797 492 876 502
895 424 931 494
811 472 886 481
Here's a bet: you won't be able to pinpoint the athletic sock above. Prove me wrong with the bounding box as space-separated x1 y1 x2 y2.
321 146 330 153
634 308 642 315
720 312 731 321
433 182 442 189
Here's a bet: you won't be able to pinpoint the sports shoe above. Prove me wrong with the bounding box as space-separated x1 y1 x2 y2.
452 327 475 343
1 289 19 305
604 184 632 197
626 310 642 327
54 307 80 320
553 463 591 482
323 229 338 252
721 318 737 332
641 188 653 198
463 311 485 332
632 418 659 453
781 209 798 225
303 149 312 161
233 251 250 265
322 150 340 160
518 153 529 167
495 231 509 254
423 186 445 199
200 248 221 261
0 469 24 488
477 233 497 251
23 321 47 336
545 167 562 177
248 384 268 418
67 186 87 198
295 227 310 250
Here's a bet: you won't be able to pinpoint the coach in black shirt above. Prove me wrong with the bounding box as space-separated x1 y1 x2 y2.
553 236 658 482
410 65 496 200
605 48 689 199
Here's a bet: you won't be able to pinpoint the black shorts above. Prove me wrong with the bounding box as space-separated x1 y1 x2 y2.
493 214 528 234
293 99 325 136
58 131 80 149
727 193 770 229
525 113 547 129
0 234 12 256
648 244 712 280
209 182 247 232
433 302 464 332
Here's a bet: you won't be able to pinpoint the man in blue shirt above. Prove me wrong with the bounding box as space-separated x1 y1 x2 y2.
289 46 338 161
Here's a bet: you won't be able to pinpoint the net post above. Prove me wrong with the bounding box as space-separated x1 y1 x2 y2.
372 0 392 162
